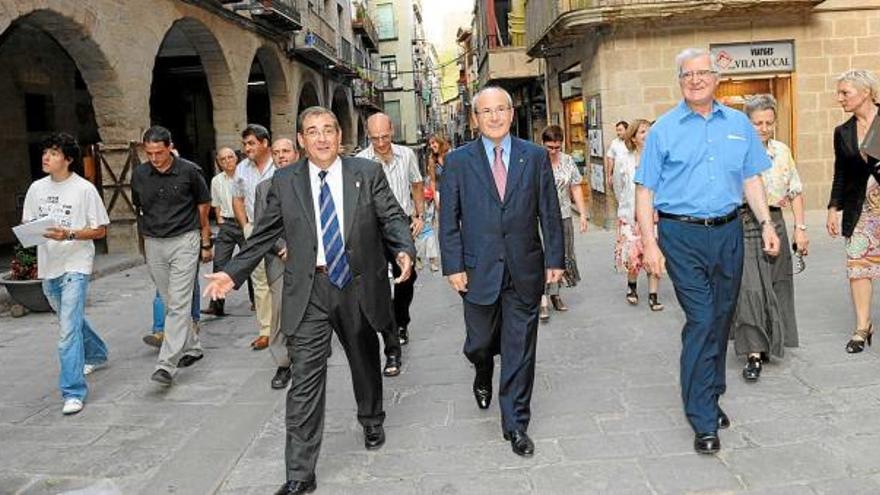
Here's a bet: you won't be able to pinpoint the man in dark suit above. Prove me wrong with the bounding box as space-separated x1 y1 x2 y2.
439 86 565 457
204 107 415 495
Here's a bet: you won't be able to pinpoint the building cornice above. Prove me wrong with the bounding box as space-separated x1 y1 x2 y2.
528 0 825 57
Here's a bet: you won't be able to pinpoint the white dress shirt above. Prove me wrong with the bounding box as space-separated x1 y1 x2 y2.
356 143 421 216
309 157 345 266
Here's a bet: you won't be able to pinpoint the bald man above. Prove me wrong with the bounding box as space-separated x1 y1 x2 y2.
204 147 246 316
356 113 424 377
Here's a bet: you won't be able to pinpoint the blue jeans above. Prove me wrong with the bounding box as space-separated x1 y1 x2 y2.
43 272 108 400
152 277 200 333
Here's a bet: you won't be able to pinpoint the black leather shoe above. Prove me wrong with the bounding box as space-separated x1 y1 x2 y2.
274 479 317 494
271 366 292 389
178 354 204 368
473 368 492 410
742 355 762 382
364 424 385 450
503 430 535 457
717 408 730 429
398 326 409 345
151 369 172 386
694 432 720 454
383 354 401 377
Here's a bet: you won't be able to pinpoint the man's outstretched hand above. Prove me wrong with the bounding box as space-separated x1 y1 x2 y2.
203 272 235 300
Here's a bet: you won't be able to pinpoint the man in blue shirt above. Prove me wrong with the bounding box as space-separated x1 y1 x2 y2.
634 48 780 455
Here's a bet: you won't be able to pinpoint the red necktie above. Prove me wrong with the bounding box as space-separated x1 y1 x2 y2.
493 146 507 200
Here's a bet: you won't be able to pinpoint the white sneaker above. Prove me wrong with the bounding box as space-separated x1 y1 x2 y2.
62 398 83 415
83 362 107 375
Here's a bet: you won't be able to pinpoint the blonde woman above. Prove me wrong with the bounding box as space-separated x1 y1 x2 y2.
827 69 880 353
613 119 663 311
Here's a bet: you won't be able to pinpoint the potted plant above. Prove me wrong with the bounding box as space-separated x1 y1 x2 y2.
0 243 53 313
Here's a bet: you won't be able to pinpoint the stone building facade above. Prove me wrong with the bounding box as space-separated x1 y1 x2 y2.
527 0 880 225
1 0 374 253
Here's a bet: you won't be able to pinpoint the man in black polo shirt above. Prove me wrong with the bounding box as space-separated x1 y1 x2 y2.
132 126 213 385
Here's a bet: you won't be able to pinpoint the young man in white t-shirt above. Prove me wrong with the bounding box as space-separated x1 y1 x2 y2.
21 133 111 416
604 120 629 187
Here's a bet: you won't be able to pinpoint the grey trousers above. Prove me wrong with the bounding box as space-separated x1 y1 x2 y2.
268 274 289 367
145 230 203 375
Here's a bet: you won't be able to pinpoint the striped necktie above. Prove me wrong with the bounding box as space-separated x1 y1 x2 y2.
318 170 352 289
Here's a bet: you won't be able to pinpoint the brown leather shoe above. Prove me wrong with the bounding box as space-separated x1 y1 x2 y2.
251 335 269 350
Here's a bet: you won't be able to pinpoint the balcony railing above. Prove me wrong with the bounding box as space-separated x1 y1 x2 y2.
352 9 380 52
221 0 302 32
339 38 352 65
294 29 337 65
526 0 825 55
353 77 383 110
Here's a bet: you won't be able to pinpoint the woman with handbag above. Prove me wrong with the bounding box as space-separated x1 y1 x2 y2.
540 125 589 321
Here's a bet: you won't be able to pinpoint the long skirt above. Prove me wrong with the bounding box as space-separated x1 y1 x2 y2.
731 208 798 358
546 218 580 295
846 184 880 279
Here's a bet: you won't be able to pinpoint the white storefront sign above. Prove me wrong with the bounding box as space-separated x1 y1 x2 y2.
710 40 795 75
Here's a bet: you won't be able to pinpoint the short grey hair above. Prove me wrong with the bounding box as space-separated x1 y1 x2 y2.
675 48 720 77
836 69 880 103
743 94 777 118
471 86 514 113
296 106 340 132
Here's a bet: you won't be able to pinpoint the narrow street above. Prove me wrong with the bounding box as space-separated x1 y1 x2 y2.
3 212 880 494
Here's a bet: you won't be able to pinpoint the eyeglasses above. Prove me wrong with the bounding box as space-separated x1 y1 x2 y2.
302 127 338 140
679 69 717 82
369 134 392 142
475 106 511 118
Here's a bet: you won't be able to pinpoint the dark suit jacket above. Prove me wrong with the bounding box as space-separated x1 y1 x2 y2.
254 177 286 284
224 157 416 335
828 115 880 238
439 136 565 305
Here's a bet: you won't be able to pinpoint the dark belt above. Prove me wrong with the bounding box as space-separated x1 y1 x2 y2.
768 206 782 212
315 265 328 273
222 216 236 221
658 209 738 227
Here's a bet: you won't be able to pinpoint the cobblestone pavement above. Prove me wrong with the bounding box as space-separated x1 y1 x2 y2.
4 212 880 494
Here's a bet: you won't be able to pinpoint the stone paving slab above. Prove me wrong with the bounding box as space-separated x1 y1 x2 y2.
5 211 880 493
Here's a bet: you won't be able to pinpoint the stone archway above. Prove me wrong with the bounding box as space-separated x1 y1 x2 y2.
297 80 322 118
0 8 124 245
150 17 237 174
330 87 354 147
249 45 293 137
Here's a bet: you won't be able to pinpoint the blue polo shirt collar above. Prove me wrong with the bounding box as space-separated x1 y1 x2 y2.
676 100 727 122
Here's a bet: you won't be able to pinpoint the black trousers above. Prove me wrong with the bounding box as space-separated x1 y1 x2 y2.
379 262 418 358
284 272 384 482
462 268 538 433
213 220 254 304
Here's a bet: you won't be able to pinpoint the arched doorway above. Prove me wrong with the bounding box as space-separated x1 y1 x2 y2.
150 18 235 176
0 10 115 246
246 57 271 131
331 87 354 148
297 81 321 122
248 46 293 137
